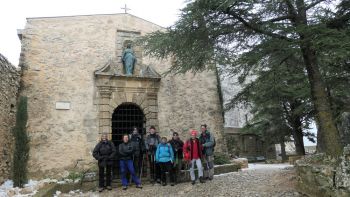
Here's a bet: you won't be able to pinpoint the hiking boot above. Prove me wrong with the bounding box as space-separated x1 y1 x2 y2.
162 182 167 186
199 177 205 183
122 186 128 190
106 186 112 190
98 187 104 192
170 183 175 186
136 184 143 189
191 180 195 185
208 177 213 181
156 179 161 184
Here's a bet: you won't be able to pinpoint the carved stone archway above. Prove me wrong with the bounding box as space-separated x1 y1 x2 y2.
94 59 161 137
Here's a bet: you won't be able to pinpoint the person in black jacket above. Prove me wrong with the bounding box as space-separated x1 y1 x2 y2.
144 125 161 183
119 134 142 190
169 131 184 183
129 127 145 177
93 133 116 192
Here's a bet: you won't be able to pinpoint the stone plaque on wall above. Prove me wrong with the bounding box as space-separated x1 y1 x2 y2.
55 101 71 110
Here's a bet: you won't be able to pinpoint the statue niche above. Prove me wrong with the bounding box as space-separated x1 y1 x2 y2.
121 41 137 76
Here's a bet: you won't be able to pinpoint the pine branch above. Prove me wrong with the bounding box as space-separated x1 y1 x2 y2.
305 0 326 10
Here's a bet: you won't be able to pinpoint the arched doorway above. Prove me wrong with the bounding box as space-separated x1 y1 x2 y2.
111 103 146 178
111 103 145 146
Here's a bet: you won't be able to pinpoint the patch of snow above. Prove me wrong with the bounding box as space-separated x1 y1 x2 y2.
243 163 293 171
0 180 13 190
214 171 239 177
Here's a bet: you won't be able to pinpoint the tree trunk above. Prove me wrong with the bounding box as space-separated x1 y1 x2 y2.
280 138 288 162
292 117 306 155
294 0 342 157
300 46 342 156
289 101 306 155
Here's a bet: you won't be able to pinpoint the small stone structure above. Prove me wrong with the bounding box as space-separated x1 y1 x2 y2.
0 54 20 183
296 145 350 197
224 127 276 161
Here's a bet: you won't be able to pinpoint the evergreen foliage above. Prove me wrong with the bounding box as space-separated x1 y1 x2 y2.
12 96 30 188
140 0 350 157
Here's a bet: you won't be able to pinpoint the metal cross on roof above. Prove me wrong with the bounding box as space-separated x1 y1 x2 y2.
121 4 131 14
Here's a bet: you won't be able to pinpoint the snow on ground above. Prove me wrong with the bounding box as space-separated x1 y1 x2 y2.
0 178 70 197
243 163 293 171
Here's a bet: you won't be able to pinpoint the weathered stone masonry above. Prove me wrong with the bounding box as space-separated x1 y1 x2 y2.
18 13 226 178
0 54 19 183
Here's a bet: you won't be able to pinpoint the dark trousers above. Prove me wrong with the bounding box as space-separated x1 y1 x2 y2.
120 160 141 186
149 154 161 181
159 161 175 184
133 155 142 177
172 158 183 183
98 165 112 188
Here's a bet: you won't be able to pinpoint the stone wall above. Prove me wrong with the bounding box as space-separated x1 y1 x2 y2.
296 145 350 197
19 13 225 178
0 54 19 183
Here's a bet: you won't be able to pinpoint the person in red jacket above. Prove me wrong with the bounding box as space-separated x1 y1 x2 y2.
183 129 205 185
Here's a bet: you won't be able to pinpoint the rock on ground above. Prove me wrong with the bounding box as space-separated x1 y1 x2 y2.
58 164 305 197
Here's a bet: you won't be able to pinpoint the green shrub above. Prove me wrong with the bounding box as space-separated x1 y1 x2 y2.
214 152 231 165
12 96 30 187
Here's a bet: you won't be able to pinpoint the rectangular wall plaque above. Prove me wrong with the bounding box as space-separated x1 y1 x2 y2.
55 101 71 110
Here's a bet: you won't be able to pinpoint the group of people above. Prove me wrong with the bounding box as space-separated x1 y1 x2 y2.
92 124 215 192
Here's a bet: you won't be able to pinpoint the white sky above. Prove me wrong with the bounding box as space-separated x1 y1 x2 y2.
0 0 186 66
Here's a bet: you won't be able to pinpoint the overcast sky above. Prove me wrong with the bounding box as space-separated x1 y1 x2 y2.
0 0 185 66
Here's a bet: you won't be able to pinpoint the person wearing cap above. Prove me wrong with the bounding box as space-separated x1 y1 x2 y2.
169 131 184 183
199 124 215 180
183 129 205 185
155 137 175 186
145 125 161 183
92 133 116 192
118 134 143 190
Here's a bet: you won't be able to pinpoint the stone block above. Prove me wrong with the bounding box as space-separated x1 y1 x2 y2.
232 158 248 169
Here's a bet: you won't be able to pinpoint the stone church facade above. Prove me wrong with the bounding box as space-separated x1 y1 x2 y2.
18 13 226 178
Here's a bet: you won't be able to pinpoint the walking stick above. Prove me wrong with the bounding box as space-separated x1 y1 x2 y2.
129 154 134 184
139 153 144 182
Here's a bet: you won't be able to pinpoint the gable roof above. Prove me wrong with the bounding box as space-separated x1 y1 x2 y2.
26 13 165 29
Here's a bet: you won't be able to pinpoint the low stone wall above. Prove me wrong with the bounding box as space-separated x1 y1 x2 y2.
0 54 19 183
295 145 350 197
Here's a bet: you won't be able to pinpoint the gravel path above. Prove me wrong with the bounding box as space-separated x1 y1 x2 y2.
59 164 303 197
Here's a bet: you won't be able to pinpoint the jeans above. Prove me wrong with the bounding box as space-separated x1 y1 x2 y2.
98 165 112 188
190 159 203 181
119 160 141 186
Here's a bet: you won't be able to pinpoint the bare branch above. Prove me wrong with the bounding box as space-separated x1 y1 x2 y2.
225 9 294 41
263 15 294 23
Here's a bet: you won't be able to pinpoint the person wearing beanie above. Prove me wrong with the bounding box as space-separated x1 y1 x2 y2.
183 129 205 185
156 137 175 186
169 131 184 183
145 125 161 183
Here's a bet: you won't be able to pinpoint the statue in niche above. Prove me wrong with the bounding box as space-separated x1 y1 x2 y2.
121 43 137 75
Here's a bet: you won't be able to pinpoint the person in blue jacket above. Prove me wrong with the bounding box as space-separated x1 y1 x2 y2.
156 137 175 186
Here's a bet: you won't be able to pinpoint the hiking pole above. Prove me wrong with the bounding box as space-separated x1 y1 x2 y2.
129 154 134 184
139 153 144 182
